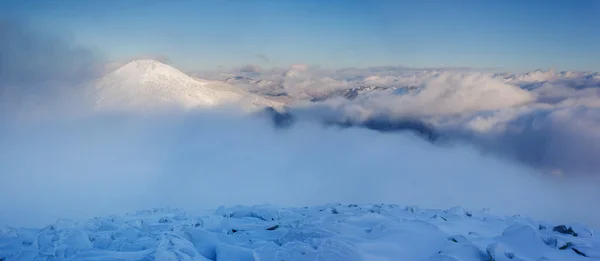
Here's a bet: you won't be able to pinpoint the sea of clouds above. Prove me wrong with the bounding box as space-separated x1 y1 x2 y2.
1 21 599 228
205 61 600 177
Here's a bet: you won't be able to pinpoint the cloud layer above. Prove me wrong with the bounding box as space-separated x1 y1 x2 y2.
206 64 600 177
2 111 599 229
2 21 600 230
0 20 103 120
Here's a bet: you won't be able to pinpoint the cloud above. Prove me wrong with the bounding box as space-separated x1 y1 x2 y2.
238 64 263 73
0 20 104 120
0 20 102 86
241 68 600 178
132 54 172 64
357 72 536 117
290 64 309 72
456 106 600 176
1 110 598 229
435 75 600 175
197 64 600 179
104 54 173 73
257 54 269 63
2 20 600 232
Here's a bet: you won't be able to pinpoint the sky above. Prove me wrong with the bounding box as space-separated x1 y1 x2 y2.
2 0 599 71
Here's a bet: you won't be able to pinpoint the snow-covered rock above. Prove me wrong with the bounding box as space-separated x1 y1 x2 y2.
1 204 598 260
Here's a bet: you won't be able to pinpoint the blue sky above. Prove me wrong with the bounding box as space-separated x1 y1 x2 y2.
2 0 600 71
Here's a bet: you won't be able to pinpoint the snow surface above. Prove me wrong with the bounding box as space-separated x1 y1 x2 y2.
94 60 283 112
1 204 598 261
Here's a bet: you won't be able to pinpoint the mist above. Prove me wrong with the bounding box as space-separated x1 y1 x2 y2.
1 20 598 231
1 110 599 229
0 19 102 120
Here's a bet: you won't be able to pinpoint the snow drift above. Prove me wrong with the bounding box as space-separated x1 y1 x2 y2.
1 204 598 260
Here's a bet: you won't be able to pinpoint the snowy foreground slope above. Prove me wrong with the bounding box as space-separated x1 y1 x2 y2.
1 204 599 261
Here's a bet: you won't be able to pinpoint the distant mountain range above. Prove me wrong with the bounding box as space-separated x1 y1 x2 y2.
310 85 423 102
92 61 600 114
220 68 600 103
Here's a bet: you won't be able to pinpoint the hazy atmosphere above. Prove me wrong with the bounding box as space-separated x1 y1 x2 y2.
1 1 600 260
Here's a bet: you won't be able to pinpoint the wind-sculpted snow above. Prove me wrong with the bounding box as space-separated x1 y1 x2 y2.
1 204 598 261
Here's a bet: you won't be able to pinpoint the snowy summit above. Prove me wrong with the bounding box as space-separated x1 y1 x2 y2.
1 204 599 261
94 60 283 112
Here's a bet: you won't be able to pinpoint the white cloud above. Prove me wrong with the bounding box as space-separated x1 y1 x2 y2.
238 64 263 73
193 64 600 178
380 72 535 116
257 53 269 63
262 67 600 178
104 54 173 73
0 20 103 121
290 63 309 72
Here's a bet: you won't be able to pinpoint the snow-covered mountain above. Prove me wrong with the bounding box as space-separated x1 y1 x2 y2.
94 60 283 112
309 85 423 102
502 69 600 84
1 204 598 260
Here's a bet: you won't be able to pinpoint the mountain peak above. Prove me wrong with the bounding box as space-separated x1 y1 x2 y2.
121 59 168 69
94 59 283 112
114 59 184 77
130 59 168 65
